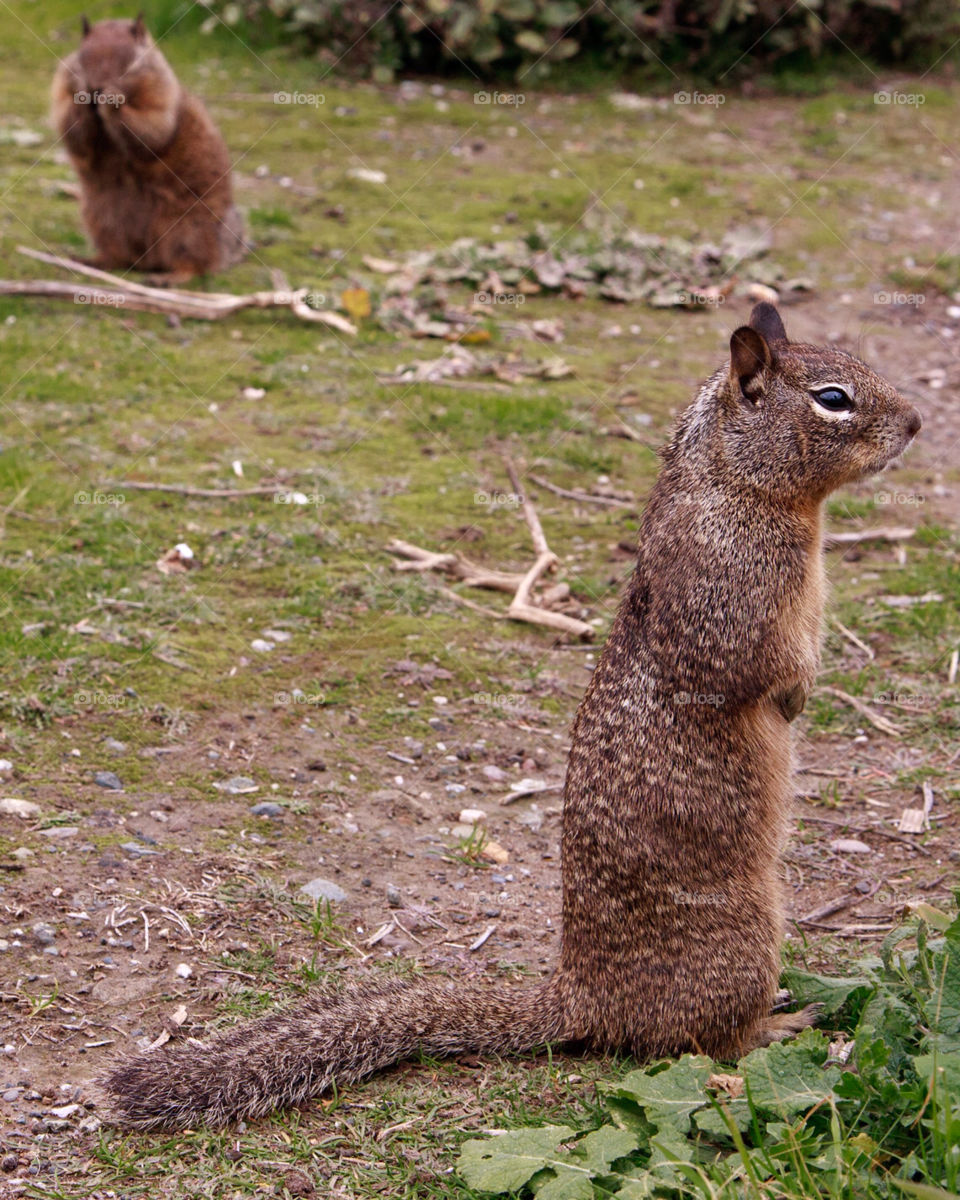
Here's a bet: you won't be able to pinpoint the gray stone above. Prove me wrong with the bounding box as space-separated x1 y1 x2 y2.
300 877 347 903
38 826 78 839
103 738 127 754
481 765 507 782
0 798 40 819
120 842 159 857
31 923 56 946
214 776 258 795
250 802 285 818
386 884 402 908
94 771 123 791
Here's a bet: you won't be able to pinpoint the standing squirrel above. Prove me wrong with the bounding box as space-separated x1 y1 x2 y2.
101 305 920 1129
51 16 245 283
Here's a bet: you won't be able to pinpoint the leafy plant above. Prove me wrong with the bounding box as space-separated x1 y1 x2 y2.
459 900 960 1197
200 0 960 79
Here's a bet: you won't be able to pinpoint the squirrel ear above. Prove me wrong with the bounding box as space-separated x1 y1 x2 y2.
131 13 146 38
729 325 773 403
81 14 91 35
748 301 788 344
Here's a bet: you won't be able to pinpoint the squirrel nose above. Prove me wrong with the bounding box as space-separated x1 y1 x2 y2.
905 408 922 440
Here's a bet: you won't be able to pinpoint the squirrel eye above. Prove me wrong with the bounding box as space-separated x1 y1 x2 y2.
811 386 854 413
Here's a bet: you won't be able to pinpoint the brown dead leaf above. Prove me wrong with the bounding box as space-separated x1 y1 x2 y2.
156 543 196 575
707 1072 745 1099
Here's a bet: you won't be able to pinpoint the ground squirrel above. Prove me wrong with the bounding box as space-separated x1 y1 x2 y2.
101 304 921 1129
51 16 245 282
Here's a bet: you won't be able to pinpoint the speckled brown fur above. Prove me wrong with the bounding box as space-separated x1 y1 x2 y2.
51 17 245 282
100 305 920 1129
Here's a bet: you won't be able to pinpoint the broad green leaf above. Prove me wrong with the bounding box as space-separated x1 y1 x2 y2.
610 1055 714 1133
458 1125 575 1192
741 1029 840 1117
693 1098 754 1138
893 1181 960 1200
780 966 874 1016
534 1166 593 1200
515 28 547 51
576 1126 639 1172
605 1096 654 1138
923 945 960 1034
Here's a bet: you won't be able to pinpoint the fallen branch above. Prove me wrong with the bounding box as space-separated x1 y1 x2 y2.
388 540 522 593
105 481 290 498
824 526 915 549
386 460 594 640
819 685 903 736
832 619 875 660
7 246 357 333
527 472 633 509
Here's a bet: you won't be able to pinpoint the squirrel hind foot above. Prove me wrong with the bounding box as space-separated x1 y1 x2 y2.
746 1002 823 1050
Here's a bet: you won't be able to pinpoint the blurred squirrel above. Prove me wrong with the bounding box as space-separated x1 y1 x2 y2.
101 304 920 1130
51 16 245 282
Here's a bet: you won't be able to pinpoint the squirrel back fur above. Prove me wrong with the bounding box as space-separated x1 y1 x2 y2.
51 16 245 281
100 304 920 1128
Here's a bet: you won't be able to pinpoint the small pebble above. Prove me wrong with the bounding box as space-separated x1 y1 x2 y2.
215 776 258 795
300 877 348 903
0 760 12 772
481 765 507 783
175 963 193 979
94 771 123 791
459 808 487 825
250 638 275 653
386 884 402 908
250 802 285 818
103 738 127 754
31 923 56 946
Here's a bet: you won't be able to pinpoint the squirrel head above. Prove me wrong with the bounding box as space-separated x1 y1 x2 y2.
706 303 921 505
77 15 155 92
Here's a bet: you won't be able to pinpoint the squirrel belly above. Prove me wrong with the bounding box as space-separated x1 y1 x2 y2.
98 304 920 1129
101 976 566 1131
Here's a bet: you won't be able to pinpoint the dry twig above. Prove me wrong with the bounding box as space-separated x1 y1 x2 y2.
6 246 357 332
819 685 903 736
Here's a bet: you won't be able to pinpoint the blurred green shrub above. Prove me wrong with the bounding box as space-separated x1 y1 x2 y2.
201 0 959 79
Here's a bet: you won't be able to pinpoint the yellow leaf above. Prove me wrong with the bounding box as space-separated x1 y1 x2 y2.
340 287 371 320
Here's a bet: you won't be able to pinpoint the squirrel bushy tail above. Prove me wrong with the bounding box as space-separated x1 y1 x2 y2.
101 975 565 1130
